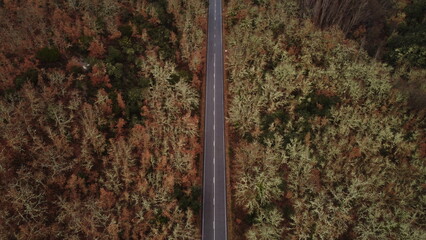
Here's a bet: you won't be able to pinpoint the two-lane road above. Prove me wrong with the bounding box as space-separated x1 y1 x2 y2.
202 0 227 239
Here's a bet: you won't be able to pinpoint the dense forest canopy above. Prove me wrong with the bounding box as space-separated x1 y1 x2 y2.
225 0 425 239
1 0 425 239
0 0 206 239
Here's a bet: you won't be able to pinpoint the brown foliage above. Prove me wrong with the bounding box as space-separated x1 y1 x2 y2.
309 169 322 193
99 188 116 209
0 0 204 238
0 53 16 89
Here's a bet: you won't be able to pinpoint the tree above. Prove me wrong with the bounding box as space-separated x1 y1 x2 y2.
226 0 426 238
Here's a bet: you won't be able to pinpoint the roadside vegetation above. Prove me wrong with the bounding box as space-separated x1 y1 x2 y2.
0 0 206 239
225 0 426 239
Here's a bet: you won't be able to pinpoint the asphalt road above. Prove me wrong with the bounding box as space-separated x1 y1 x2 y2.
202 0 227 239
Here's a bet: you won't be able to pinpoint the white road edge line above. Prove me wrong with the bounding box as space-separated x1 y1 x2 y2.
213 50 216 240
219 1 228 240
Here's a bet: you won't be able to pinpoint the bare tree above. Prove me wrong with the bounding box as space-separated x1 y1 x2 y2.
297 0 394 34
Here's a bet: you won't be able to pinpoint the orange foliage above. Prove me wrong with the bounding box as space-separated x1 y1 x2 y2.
192 50 205 75
170 31 178 44
66 57 83 71
141 149 151 169
99 188 116 209
236 9 248 21
89 65 111 87
97 89 113 115
353 25 367 39
287 46 300 56
22 56 37 71
156 156 168 171
107 220 119 240
117 92 126 110
309 169 322 193
129 124 147 146
0 53 17 89
181 168 198 187
83 25 94 37
304 132 311 146
349 147 362 159
48 175 67 187
116 118 126 135
88 40 106 58
163 174 175 192
119 208 131 239
148 17 160 25
141 105 150 118
52 8 81 45
0 0 203 237
109 30 122 40
317 88 337 97
65 174 87 200
420 142 426 158
196 16 208 32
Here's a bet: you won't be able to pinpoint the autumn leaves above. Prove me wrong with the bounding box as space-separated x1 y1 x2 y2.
0 0 206 239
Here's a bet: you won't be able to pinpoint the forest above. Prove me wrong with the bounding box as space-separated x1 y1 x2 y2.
1 0 425 239
0 0 206 239
225 0 425 239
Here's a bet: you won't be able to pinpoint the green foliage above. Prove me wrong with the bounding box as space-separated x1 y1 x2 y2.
0 0 204 238
118 25 133 37
70 65 84 75
150 0 174 27
252 0 267 6
131 14 150 34
148 25 174 60
14 69 38 89
227 0 426 238
173 184 201 213
169 69 193 85
246 212 258 225
102 34 151 124
259 110 289 144
386 42 426 68
261 110 289 130
119 8 133 23
245 208 284 240
107 46 124 63
78 35 94 53
385 0 426 68
36 47 61 64
156 214 170 225
107 62 124 80
125 87 147 124
296 92 340 118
